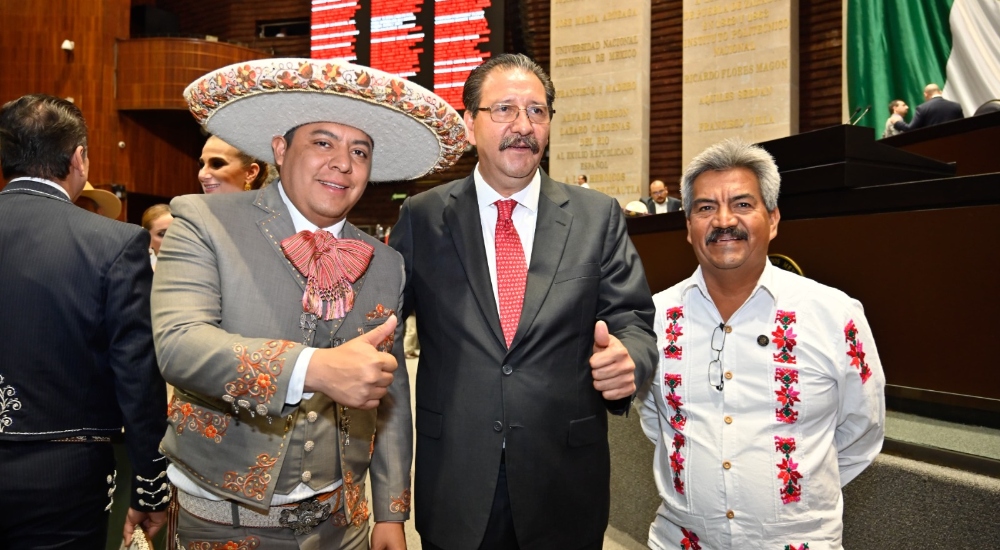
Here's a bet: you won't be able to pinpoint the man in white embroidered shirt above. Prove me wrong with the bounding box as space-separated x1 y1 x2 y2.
637 138 885 550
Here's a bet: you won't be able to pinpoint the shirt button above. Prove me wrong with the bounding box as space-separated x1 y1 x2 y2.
301 471 312 483
724 371 733 380
502 364 513 375
722 461 732 470
307 411 318 423
724 325 732 334
724 415 733 424
304 441 315 452
493 420 503 432
726 510 735 519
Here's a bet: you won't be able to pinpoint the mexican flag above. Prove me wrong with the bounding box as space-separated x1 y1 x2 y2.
847 0 1000 131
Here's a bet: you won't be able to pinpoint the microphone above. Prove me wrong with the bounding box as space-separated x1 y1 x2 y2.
851 105 871 125
848 105 863 123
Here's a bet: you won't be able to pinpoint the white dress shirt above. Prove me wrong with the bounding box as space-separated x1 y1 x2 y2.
472 164 540 312
638 261 885 550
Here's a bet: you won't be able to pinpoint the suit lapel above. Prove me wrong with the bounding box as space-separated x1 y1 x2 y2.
509 173 571 350
255 183 307 293
443 176 506 348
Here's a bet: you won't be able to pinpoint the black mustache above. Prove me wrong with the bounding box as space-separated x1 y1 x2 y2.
706 227 748 244
499 135 540 154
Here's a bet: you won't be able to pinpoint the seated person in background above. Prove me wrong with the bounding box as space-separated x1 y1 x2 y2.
141 203 173 270
645 179 682 214
638 137 885 550
882 99 908 138
893 83 964 132
198 135 271 193
74 181 122 219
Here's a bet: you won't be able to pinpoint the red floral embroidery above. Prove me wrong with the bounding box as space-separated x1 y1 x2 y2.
167 396 231 443
670 432 686 494
772 310 797 364
775 437 802 504
662 371 687 495
390 488 411 513
188 538 261 550
663 306 684 360
681 527 702 550
225 341 295 416
222 454 277 501
784 545 809 550
774 368 801 424
844 320 872 383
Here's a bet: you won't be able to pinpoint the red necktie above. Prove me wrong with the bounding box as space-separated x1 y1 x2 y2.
280 229 374 320
495 199 527 348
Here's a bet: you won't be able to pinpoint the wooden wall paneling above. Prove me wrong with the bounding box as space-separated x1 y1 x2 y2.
117 38 269 110
798 0 843 133
118 110 206 199
0 0 131 201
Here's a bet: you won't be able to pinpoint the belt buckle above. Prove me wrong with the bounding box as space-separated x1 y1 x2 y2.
278 496 332 535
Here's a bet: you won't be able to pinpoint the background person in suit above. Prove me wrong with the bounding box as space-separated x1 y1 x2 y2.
893 83 964 132
645 179 682 214
882 99 909 138
153 58 465 549
389 53 657 550
0 94 169 549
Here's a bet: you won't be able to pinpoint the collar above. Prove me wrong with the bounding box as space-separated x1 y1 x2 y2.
6 177 72 200
277 180 346 238
684 259 779 307
473 164 541 214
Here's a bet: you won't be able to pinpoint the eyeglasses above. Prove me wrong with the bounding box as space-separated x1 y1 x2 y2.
476 103 554 124
709 323 727 391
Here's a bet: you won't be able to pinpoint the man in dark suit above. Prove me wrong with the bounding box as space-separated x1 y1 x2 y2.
645 179 682 214
0 94 169 548
893 83 964 132
389 54 657 550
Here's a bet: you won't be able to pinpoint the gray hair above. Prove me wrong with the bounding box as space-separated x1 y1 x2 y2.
462 53 556 117
680 137 780 215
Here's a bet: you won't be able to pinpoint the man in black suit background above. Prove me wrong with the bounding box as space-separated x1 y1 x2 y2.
645 179 683 214
390 54 657 550
893 83 964 132
0 94 169 548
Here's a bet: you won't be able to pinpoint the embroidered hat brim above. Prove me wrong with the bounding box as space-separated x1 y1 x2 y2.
184 58 469 182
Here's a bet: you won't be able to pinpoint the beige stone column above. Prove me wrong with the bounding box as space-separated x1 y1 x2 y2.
681 0 799 167
549 0 651 206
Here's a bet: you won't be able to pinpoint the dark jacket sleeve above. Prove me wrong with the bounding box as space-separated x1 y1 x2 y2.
598 200 657 414
106 229 169 511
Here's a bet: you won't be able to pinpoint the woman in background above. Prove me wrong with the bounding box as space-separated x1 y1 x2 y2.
198 135 270 193
141 204 173 270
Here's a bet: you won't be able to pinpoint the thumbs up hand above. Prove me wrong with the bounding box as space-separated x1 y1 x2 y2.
590 320 636 401
305 315 399 410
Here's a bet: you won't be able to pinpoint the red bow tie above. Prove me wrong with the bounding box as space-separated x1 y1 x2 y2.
280 229 374 320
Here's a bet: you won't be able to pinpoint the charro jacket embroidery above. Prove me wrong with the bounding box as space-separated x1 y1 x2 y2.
772 310 797 364
389 488 411 513
774 368 801 424
775 436 802 504
784 544 810 550
343 471 370 527
844 320 872 383
167 396 231 442
365 303 393 321
223 340 295 416
0 374 22 432
187 537 261 550
222 454 277 501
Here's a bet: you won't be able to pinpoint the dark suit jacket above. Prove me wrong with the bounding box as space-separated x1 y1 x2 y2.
390 172 657 550
644 196 682 214
0 179 168 511
894 96 965 132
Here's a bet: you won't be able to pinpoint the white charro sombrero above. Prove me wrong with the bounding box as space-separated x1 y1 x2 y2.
184 58 468 182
